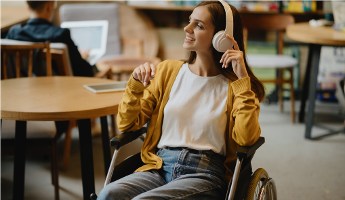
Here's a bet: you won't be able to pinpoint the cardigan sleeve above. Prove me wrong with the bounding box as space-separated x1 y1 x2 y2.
230 77 261 146
116 59 177 132
116 74 158 132
116 60 183 133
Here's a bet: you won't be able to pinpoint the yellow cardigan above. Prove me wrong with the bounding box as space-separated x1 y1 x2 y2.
117 60 261 183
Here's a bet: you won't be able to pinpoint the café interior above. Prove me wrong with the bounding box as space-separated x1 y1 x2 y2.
1 1 345 200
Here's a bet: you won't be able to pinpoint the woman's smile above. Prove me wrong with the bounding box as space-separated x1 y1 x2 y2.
184 36 195 43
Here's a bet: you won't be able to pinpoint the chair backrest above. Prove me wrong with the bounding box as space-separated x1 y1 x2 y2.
1 40 52 79
49 42 73 76
1 39 73 79
240 14 295 54
59 3 121 59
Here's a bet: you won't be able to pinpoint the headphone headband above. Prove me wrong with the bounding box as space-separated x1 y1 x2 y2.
212 0 234 52
218 0 233 36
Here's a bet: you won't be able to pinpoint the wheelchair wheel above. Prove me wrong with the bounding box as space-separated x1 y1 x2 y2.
245 168 277 200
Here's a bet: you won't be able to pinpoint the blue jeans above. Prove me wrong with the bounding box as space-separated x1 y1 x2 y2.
97 148 226 200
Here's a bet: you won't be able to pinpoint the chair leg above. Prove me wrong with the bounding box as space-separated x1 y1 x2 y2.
111 114 117 137
0 119 2 128
106 68 114 80
51 149 55 185
113 73 120 81
61 120 75 171
289 68 295 123
52 141 60 200
278 69 284 112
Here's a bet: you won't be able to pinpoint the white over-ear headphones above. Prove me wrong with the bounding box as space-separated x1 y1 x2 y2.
212 0 234 52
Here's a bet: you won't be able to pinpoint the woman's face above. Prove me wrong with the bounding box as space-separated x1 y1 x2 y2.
183 6 215 54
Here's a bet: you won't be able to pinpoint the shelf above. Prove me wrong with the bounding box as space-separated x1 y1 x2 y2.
129 4 324 15
283 10 324 15
130 4 278 13
129 4 195 11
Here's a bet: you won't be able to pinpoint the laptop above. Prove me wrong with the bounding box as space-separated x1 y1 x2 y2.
60 20 108 66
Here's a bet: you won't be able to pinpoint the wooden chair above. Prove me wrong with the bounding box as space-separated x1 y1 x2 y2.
99 36 161 80
1 41 61 200
241 14 298 123
1 41 52 78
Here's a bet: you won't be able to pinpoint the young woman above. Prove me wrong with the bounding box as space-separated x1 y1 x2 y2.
98 1 265 199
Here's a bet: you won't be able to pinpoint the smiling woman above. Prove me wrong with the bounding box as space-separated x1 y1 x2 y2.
97 1 265 199
183 6 214 56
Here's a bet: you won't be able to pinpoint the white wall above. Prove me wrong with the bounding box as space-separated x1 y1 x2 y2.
0 0 125 6
1 1 26 7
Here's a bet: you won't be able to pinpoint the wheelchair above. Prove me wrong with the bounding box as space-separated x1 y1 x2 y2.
91 127 277 200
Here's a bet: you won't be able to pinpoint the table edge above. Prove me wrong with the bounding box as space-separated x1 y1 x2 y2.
1 105 118 121
286 24 345 46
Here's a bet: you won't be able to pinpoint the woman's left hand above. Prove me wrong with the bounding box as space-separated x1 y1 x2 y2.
220 34 249 79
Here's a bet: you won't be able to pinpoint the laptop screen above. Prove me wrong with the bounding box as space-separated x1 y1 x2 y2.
69 26 103 50
60 20 108 65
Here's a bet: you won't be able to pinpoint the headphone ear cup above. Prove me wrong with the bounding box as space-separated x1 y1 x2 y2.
213 31 234 52
212 31 225 52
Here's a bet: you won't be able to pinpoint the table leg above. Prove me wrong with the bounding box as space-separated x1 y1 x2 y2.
305 45 321 139
299 44 314 123
100 116 111 177
13 120 27 200
77 119 95 200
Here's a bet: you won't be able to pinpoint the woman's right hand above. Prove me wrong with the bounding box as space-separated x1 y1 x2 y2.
133 62 156 87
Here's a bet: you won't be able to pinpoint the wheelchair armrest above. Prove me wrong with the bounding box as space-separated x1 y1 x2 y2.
110 127 147 149
236 137 265 159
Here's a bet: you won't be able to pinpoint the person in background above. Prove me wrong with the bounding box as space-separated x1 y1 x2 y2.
6 0 95 77
98 1 265 199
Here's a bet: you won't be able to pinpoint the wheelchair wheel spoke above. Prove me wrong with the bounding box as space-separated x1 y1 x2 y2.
245 168 277 200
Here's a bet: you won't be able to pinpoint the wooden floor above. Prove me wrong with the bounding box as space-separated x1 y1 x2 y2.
1 100 345 200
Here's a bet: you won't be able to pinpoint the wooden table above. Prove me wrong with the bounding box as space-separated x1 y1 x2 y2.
1 6 30 33
286 22 345 139
1 77 124 200
97 56 161 80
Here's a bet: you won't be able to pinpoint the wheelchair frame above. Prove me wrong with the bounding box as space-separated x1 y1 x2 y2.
91 127 277 200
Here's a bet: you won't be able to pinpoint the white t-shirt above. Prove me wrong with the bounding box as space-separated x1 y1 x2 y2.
157 63 229 156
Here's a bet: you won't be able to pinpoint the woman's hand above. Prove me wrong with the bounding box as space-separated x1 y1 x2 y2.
220 34 249 79
133 62 156 87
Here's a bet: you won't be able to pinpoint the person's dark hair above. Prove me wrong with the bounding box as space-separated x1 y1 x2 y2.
185 1 266 102
26 1 51 12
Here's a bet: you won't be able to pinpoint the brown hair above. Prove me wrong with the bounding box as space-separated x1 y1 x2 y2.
26 1 51 12
185 1 265 102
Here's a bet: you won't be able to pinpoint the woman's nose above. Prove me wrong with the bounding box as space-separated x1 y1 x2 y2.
184 25 193 34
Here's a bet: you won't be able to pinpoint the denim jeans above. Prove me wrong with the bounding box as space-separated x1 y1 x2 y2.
97 148 226 200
